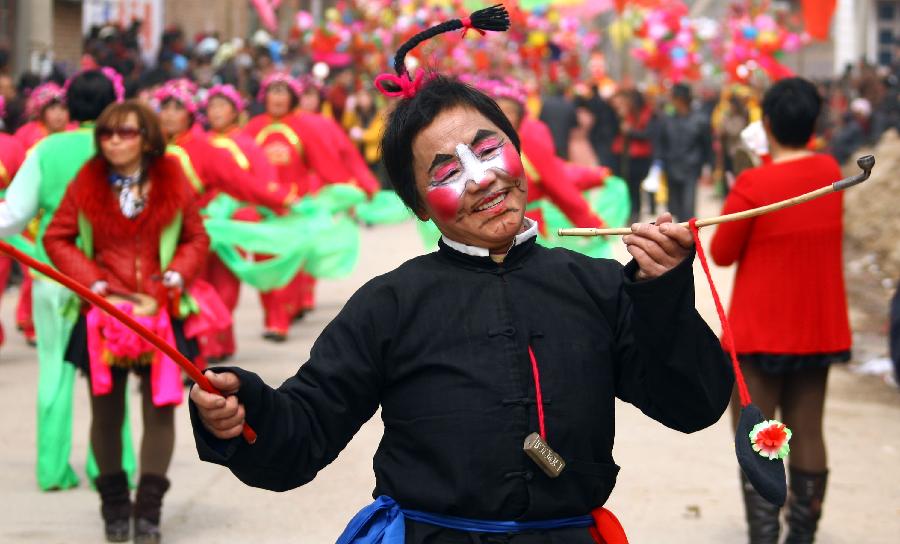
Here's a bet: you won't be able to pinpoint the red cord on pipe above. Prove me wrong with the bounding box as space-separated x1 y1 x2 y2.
527 346 547 441
0 240 257 444
688 219 752 407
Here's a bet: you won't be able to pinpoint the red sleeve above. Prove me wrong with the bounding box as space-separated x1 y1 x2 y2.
295 115 379 194
43 184 105 286
565 163 609 191
334 126 379 196
709 172 756 267
525 135 605 229
166 196 210 285
203 144 291 211
0 135 25 187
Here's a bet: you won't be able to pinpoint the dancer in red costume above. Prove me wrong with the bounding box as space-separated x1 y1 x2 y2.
155 79 296 352
470 77 608 234
202 84 282 359
11 83 74 345
243 73 378 341
0 96 27 349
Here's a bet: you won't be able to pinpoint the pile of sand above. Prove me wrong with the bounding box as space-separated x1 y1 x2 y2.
843 129 899 333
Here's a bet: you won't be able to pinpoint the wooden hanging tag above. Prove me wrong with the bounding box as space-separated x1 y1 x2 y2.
523 432 565 478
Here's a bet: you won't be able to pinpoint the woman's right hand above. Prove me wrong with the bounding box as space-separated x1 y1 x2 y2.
190 370 246 440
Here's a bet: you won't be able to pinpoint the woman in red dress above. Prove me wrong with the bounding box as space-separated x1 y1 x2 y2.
710 78 849 544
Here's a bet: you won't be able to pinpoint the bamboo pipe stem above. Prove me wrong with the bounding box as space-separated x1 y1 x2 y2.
559 155 875 237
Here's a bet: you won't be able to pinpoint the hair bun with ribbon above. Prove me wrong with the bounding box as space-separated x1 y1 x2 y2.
374 4 510 100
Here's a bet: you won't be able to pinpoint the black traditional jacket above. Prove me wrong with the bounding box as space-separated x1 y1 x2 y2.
191 236 733 525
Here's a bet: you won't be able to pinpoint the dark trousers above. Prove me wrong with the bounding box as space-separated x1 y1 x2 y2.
667 177 697 221
616 155 653 223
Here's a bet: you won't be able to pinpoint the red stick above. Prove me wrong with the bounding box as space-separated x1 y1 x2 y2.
0 240 257 444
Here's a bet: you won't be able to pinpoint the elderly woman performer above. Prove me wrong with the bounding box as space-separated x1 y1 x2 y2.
190 8 733 543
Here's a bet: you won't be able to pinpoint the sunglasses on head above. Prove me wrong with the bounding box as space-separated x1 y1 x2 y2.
97 126 143 141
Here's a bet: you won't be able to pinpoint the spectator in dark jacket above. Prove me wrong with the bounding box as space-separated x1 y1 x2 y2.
655 84 713 221
539 85 577 160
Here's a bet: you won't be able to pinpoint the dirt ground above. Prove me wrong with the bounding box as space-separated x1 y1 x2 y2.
0 187 897 543
843 130 900 337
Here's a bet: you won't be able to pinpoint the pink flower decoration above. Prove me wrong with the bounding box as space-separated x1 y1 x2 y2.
26 82 66 119
154 79 199 115
63 66 126 104
750 420 792 460
204 84 246 112
257 72 305 103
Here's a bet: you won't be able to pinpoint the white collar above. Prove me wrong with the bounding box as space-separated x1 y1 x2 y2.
441 218 539 258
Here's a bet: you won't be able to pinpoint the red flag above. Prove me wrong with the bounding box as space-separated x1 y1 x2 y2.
801 0 836 41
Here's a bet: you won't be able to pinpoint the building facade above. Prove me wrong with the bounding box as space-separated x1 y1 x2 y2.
3 0 899 79
1 0 329 76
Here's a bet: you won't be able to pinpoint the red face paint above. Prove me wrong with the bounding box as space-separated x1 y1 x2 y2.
426 185 461 222
501 144 525 179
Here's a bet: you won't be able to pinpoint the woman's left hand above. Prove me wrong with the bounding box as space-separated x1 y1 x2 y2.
623 212 694 281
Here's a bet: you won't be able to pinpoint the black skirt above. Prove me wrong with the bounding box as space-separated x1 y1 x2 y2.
65 314 199 377
736 351 851 375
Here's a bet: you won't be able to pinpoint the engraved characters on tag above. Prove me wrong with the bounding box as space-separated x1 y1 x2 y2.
523 432 566 478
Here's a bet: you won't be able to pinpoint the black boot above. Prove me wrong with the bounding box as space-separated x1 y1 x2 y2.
95 472 131 542
740 471 781 544
784 467 828 544
133 474 170 544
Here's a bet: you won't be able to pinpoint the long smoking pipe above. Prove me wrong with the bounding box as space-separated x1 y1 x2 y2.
559 155 875 237
0 240 257 444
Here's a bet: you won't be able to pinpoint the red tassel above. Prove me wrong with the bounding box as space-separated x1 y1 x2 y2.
688 219 752 407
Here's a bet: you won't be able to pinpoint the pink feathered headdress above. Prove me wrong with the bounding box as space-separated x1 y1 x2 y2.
465 75 527 106
257 72 304 103
26 82 66 119
204 84 246 112
63 66 126 103
154 78 200 115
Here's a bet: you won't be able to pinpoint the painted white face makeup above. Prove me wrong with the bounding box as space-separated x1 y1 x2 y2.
424 132 523 222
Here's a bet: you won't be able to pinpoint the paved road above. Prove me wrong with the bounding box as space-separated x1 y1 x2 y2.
1 188 898 543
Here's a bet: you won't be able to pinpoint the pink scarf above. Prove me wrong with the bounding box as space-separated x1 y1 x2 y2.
86 303 183 407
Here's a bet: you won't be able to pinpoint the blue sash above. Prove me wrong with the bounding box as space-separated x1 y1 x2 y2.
336 495 594 543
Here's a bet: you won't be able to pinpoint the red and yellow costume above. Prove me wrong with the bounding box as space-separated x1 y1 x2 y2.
166 128 294 351
243 109 378 335
203 126 284 358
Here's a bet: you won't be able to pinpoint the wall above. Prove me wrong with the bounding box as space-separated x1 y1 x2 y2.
163 0 249 41
53 0 83 71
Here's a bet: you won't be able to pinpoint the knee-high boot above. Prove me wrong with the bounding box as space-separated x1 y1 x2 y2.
133 474 170 544
784 467 828 544
95 472 131 542
740 471 781 544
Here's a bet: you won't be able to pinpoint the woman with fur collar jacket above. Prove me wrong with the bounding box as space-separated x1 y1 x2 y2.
44 100 208 544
